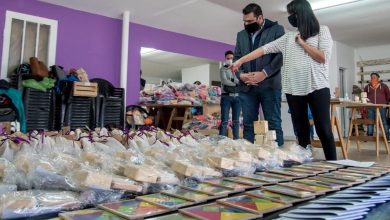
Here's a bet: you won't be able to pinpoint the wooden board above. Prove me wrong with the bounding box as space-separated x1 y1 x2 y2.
98 200 169 219
217 195 291 214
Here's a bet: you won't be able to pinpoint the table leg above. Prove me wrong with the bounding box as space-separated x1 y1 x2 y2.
346 107 356 152
332 104 348 159
375 108 380 157
167 107 176 131
377 107 390 155
354 123 361 152
155 107 161 127
182 107 191 125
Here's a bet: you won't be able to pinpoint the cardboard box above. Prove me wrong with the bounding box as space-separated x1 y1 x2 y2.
72 170 112 190
124 164 159 183
254 120 268 135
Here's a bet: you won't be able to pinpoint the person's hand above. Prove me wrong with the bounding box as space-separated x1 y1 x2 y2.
231 60 242 73
246 72 267 85
239 73 252 83
295 33 305 46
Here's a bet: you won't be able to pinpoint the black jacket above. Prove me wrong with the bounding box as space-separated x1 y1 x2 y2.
234 19 285 92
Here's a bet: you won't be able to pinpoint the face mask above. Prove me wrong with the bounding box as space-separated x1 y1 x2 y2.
371 79 379 87
288 14 298 28
225 59 233 66
245 21 260 34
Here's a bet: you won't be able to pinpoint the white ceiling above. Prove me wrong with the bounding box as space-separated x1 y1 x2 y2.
39 0 390 47
141 48 218 80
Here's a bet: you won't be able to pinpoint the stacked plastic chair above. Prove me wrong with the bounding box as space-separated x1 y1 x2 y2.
23 88 54 131
91 78 124 129
55 81 95 130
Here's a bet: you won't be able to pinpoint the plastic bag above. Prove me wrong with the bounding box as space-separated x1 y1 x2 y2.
0 158 30 189
281 143 313 164
79 189 124 206
0 183 17 195
0 140 14 162
0 190 82 219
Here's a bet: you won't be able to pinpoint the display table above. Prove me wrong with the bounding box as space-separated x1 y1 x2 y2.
340 101 390 156
312 100 390 158
145 104 196 131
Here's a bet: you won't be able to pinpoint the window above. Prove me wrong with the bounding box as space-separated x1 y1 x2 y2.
1 11 58 78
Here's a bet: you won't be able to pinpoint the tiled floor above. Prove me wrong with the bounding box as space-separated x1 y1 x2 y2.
311 139 390 165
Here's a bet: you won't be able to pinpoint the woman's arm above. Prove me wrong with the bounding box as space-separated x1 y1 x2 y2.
297 26 333 64
231 47 265 72
296 34 325 63
231 34 286 73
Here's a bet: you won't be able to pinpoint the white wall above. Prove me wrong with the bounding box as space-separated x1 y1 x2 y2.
181 64 211 86
209 63 220 84
355 44 390 84
143 76 181 85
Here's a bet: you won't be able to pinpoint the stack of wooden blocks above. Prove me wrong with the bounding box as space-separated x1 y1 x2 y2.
254 120 268 145
254 120 278 147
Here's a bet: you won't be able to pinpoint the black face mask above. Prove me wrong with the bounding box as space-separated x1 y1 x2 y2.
245 22 260 34
288 14 298 28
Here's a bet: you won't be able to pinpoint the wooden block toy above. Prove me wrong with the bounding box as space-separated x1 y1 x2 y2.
124 164 159 183
254 120 268 135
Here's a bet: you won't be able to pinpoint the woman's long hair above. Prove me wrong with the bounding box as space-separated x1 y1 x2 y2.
287 0 320 40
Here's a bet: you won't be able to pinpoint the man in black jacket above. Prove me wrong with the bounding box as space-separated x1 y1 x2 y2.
235 3 285 145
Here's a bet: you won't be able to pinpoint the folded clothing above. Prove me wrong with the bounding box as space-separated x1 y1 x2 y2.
22 77 56 92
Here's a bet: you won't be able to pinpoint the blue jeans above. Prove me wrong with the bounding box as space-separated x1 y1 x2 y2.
239 89 284 146
367 108 389 138
219 95 241 139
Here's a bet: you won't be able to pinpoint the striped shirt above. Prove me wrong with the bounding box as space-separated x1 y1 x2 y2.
262 25 333 96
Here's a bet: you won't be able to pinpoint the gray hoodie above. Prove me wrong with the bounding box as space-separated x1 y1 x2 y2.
220 65 239 93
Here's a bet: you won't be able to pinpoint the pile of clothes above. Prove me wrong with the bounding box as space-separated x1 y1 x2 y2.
140 82 221 105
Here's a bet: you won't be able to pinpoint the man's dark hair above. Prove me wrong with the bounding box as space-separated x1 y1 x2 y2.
225 50 234 57
371 72 380 78
287 0 319 40
243 3 263 17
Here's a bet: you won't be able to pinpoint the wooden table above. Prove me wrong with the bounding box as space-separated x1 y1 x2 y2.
145 104 196 131
341 101 390 156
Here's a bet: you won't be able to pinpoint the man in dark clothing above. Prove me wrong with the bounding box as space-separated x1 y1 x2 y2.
364 72 390 139
234 3 285 145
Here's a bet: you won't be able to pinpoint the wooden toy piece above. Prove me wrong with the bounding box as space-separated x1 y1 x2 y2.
124 164 159 183
171 161 221 178
228 151 254 163
72 170 112 190
266 130 277 141
111 176 143 192
254 135 265 145
208 156 235 170
254 120 268 135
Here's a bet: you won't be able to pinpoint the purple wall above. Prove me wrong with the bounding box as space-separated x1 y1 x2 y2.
0 0 234 104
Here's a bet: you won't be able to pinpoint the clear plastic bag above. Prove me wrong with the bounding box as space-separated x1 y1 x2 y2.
79 189 124 206
0 190 82 219
0 183 17 195
280 143 313 163
0 158 30 190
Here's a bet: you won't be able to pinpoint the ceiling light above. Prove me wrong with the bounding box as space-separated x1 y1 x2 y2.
311 0 363 11
140 47 157 55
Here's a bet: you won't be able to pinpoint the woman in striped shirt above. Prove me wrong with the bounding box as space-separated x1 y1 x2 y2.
232 0 336 160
